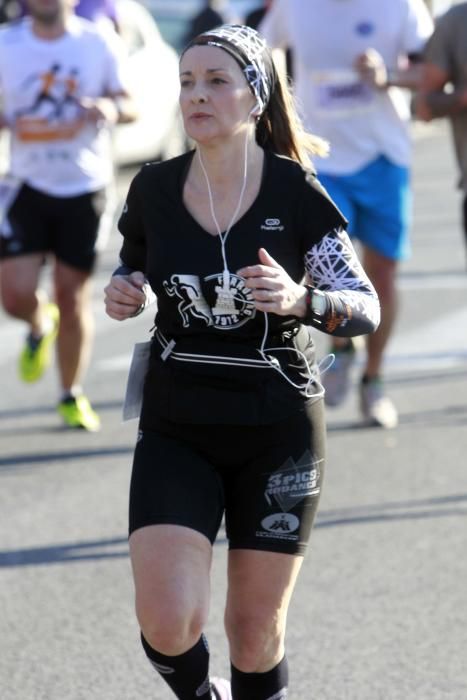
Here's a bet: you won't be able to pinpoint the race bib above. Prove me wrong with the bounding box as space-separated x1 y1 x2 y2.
0 174 21 237
122 341 151 421
309 69 376 118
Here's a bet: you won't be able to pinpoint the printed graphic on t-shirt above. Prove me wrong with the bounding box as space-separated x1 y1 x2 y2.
163 271 256 330
355 20 375 36
14 63 85 142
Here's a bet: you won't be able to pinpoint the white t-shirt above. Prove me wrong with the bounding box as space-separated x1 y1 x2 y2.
259 0 433 174
0 17 128 196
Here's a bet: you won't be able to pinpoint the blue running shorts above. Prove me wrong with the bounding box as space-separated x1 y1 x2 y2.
317 156 411 261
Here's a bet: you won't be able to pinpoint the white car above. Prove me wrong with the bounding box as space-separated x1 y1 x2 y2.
113 0 186 166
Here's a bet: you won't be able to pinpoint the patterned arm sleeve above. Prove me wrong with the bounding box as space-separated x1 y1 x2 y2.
304 227 380 337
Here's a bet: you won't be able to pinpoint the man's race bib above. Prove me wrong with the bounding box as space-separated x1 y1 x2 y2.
309 69 376 118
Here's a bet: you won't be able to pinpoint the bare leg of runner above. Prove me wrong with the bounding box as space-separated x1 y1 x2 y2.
53 259 94 394
0 254 47 334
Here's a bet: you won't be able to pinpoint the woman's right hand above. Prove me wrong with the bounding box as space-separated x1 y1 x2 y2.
104 271 147 321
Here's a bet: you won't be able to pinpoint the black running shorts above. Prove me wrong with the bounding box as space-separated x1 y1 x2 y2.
129 401 326 556
0 183 107 272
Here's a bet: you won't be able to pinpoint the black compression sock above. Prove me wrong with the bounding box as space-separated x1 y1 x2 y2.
141 633 212 699
231 655 289 700
361 374 380 384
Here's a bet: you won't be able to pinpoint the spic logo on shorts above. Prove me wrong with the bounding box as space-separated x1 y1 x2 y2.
261 217 284 231
261 513 299 533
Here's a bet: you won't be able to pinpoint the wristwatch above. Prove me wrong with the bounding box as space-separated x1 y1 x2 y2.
304 285 327 326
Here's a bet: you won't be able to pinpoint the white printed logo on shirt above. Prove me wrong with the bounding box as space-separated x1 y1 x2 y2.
163 272 256 330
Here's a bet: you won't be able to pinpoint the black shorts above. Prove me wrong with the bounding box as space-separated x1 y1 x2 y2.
129 401 326 556
0 183 108 272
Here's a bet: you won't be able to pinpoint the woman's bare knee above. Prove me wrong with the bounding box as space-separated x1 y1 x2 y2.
138 603 206 656
225 607 283 672
130 525 212 656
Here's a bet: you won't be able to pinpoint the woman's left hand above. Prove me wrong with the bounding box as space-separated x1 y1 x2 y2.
237 248 307 317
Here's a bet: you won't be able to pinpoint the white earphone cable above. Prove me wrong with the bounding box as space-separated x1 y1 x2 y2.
196 108 329 401
197 125 250 288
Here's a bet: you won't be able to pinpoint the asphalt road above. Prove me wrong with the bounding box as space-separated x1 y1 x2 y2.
1 121 466 700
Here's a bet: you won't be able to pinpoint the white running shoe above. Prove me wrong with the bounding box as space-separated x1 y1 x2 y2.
322 339 357 407
359 378 398 429
211 677 232 700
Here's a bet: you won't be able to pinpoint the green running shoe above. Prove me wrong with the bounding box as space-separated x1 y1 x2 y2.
19 302 60 383
57 395 101 432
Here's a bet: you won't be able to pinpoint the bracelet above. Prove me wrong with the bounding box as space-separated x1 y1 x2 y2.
130 301 146 318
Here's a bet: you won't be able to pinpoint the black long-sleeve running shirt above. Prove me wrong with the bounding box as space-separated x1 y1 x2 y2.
117 149 379 424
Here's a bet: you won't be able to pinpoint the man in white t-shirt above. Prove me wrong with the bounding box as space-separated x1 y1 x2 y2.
0 0 136 430
259 0 433 428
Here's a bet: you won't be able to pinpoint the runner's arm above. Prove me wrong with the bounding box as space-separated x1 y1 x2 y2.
79 91 137 125
303 227 380 337
355 49 426 91
415 63 467 120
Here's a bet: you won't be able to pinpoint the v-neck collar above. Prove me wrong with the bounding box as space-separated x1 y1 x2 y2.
179 149 270 238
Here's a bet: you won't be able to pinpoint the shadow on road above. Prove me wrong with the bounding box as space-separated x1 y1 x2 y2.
0 399 124 421
0 446 133 471
315 492 467 529
0 537 129 567
386 363 467 384
1 493 465 568
328 401 467 432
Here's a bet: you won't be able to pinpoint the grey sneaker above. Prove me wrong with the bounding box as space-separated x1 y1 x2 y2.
322 340 357 407
359 378 398 429
211 677 232 700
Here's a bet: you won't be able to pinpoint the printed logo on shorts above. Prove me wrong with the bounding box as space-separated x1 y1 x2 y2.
261 513 299 534
265 450 322 511
256 450 322 543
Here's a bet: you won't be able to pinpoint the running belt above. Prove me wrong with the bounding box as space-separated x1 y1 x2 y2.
154 328 280 369
154 327 325 400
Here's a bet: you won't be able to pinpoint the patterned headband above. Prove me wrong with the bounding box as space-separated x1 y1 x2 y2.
182 24 276 116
